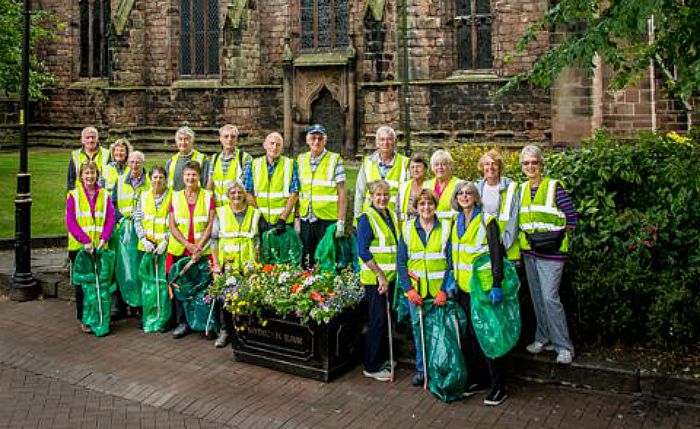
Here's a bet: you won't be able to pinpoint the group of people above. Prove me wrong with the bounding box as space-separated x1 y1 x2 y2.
66 123 578 406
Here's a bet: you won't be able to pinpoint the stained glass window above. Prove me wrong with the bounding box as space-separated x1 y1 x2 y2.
455 0 493 69
301 0 348 51
180 0 219 77
79 0 110 78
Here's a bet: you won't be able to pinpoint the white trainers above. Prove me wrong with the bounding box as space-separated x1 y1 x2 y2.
214 330 229 348
526 341 554 354
556 350 574 364
363 368 392 382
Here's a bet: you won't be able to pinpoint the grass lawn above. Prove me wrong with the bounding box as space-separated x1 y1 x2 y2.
0 148 358 238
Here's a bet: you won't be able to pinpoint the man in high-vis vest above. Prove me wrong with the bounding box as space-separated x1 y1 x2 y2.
67 126 111 191
112 151 150 223
206 124 252 207
353 126 409 220
244 132 299 232
165 126 210 191
296 124 347 267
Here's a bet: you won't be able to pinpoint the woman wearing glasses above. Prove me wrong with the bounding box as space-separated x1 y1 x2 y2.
518 145 578 364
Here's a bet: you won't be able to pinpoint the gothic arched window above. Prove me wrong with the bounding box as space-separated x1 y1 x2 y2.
180 0 220 77
301 0 348 50
455 0 493 69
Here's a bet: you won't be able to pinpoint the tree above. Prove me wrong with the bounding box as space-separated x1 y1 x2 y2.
498 0 700 106
0 0 59 100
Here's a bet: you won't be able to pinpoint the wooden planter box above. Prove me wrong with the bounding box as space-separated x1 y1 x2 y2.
231 303 366 382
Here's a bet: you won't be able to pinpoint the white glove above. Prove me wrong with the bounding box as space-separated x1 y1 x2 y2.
141 239 155 253
335 221 345 238
155 240 168 255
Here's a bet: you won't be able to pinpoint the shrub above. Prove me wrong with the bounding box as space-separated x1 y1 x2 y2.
449 145 522 182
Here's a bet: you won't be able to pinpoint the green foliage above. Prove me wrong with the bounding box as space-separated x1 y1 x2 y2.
548 132 700 349
498 0 700 104
0 0 60 100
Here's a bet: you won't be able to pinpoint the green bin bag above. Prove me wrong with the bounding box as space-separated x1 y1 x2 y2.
261 226 303 265
183 292 220 333
73 249 116 337
167 257 212 302
469 255 521 359
139 253 172 333
424 300 468 403
115 218 143 306
314 224 359 273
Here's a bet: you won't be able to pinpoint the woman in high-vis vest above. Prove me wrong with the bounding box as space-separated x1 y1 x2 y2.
65 161 116 333
210 181 260 348
167 161 215 339
103 138 132 193
396 153 428 225
397 189 450 388
424 150 461 220
475 149 520 263
356 180 399 382
518 145 578 365
451 180 508 406
135 166 171 256
112 151 150 223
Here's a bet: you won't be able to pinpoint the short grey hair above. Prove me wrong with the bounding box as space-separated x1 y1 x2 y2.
175 126 195 142
451 180 480 212
520 145 544 165
219 124 239 136
82 126 98 139
368 179 391 195
430 149 453 169
375 126 396 141
129 150 145 162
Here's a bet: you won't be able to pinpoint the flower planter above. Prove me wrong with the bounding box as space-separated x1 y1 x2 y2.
231 303 366 382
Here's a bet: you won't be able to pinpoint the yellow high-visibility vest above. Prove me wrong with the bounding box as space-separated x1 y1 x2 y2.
167 189 212 256
211 150 252 206
518 177 569 253
403 218 451 298
252 156 293 224
115 173 150 219
424 176 460 220
360 153 409 213
138 189 172 252
297 151 341 221
67 186 108 251
451 212 494 293
216 205 260 268
359 208 399 285
166 151 207 189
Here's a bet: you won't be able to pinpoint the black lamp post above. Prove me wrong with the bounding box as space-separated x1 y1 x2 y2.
11 0 38 302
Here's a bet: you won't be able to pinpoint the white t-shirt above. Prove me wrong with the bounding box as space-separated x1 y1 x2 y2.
481 183 500 215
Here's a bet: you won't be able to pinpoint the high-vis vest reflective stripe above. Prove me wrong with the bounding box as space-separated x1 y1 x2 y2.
167 189 212 256
359 208 399 285
212 150 251 206
298 151 340 221
116 173 150 219
360 153 409 213
518 177 569 253
404 218 450 298
72 147 110 187
216 205 260 268
397 180 413 222
451 212 494 293
138 189 172 252
497 181 521 261
167 151 207 189
424 177 460 220
67 187 108 251
252 156 293 224
103 164 129 193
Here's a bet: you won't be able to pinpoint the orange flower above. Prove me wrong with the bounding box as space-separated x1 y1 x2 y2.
291 283 302 294
262 264 274 273
311 291 325 303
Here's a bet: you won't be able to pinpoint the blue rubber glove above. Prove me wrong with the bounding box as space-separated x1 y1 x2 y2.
488 287 504 306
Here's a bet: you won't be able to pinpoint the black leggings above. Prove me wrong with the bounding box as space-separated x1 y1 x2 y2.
68 250 83 321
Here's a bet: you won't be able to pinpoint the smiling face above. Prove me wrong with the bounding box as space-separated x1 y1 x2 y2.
228 185 246 208
481 155 501 182
112 145 127 164
417 195 436 220
81 166 98 188
264 133 284 160
521 155 542 181
128 155 144 179
306 132 326 157
371 186 390 210
410 160 426 181
376 132 395 158
151 170 165 192
183 167 200 190
219 128 238 153
433 160 451 180
82 130 98 153
456 187 476 210
176 133 194 155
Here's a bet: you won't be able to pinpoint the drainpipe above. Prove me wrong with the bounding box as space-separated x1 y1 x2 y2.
399 0 412 154
648 15 657 132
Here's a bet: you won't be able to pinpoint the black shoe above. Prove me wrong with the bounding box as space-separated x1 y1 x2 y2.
484 387 507 406
112 311 127 322
463 383 489 398
172 323 190 339
410 372 424 387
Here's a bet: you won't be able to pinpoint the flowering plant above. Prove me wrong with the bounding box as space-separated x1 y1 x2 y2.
208 263 364 325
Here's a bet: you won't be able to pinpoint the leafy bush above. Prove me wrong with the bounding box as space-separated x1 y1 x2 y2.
451 133 700 349
449 145 522 182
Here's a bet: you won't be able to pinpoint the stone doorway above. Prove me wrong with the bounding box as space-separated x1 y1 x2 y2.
310 88 345 154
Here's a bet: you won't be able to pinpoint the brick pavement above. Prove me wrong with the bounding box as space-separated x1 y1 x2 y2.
0 300 698 428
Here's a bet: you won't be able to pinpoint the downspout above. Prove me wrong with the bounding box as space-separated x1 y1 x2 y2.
648 15 657 132
399 0 412 154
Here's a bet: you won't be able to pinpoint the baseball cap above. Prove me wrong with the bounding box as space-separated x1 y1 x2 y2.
305 124 327 136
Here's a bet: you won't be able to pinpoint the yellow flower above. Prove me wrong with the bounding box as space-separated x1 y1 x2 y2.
238 301 247 307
